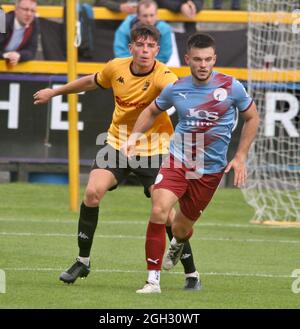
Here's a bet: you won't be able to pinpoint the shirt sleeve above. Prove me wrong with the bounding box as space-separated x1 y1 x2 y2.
94 0 121 12
95 60 113 89
155 66 178 91
155 83 174 111
232 79 253 112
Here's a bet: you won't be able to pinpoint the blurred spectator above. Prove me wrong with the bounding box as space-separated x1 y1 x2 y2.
156 0 203 33
114 0 172 63
213 0 241 10
0 0 39 66
94 0 138 14
94 0 138 30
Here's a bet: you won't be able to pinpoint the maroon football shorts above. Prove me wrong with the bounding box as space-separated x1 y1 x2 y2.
153 155 224 221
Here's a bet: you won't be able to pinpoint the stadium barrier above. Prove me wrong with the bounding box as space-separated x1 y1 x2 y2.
1 61 300 81
2 4 296 24
2 5 249 23
0 60 247 79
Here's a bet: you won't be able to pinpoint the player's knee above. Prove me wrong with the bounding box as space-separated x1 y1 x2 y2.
84 186 105 206
151 205 169 223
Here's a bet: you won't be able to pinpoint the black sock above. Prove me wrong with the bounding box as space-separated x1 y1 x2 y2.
165 226 196 274
78 202 99 257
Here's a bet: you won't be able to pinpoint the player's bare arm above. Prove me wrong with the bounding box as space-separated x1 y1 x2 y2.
121 100 161 157
33 74 97 105
225 102 260 187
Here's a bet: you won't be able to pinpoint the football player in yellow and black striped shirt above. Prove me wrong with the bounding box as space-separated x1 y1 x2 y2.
34 24 199 290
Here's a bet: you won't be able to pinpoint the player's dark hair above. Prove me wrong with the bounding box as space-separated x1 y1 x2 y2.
187 33 216 52
130 23 160 44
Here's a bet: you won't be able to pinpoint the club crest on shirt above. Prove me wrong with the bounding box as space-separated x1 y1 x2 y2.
142 81 150 91
154 173 163 184
213 88 227 101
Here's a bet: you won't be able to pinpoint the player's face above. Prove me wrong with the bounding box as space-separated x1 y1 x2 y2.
129 36 160 71
185 47 216 83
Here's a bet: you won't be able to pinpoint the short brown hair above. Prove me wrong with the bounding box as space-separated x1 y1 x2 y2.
130 23 160 44
187 33 216 52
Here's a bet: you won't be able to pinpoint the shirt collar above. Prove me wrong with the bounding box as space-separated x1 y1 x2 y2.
14 17 29 30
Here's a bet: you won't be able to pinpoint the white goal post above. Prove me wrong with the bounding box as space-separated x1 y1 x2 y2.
242 0 300 222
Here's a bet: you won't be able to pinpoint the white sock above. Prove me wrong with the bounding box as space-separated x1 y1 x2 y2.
185 271 199 279
147 270 160 285
78 256 90 266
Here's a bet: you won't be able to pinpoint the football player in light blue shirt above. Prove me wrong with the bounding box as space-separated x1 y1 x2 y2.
123 32 260 294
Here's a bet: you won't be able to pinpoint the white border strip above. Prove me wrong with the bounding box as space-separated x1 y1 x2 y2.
1 231 299 244
0 218 299 229
2 267 291 278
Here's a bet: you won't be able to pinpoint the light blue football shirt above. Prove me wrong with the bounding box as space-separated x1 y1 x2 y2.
155 71 253 174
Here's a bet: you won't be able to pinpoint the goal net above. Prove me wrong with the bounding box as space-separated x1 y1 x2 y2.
243 0 300 222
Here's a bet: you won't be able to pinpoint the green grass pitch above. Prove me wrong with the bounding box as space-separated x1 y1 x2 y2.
0 183 299 308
